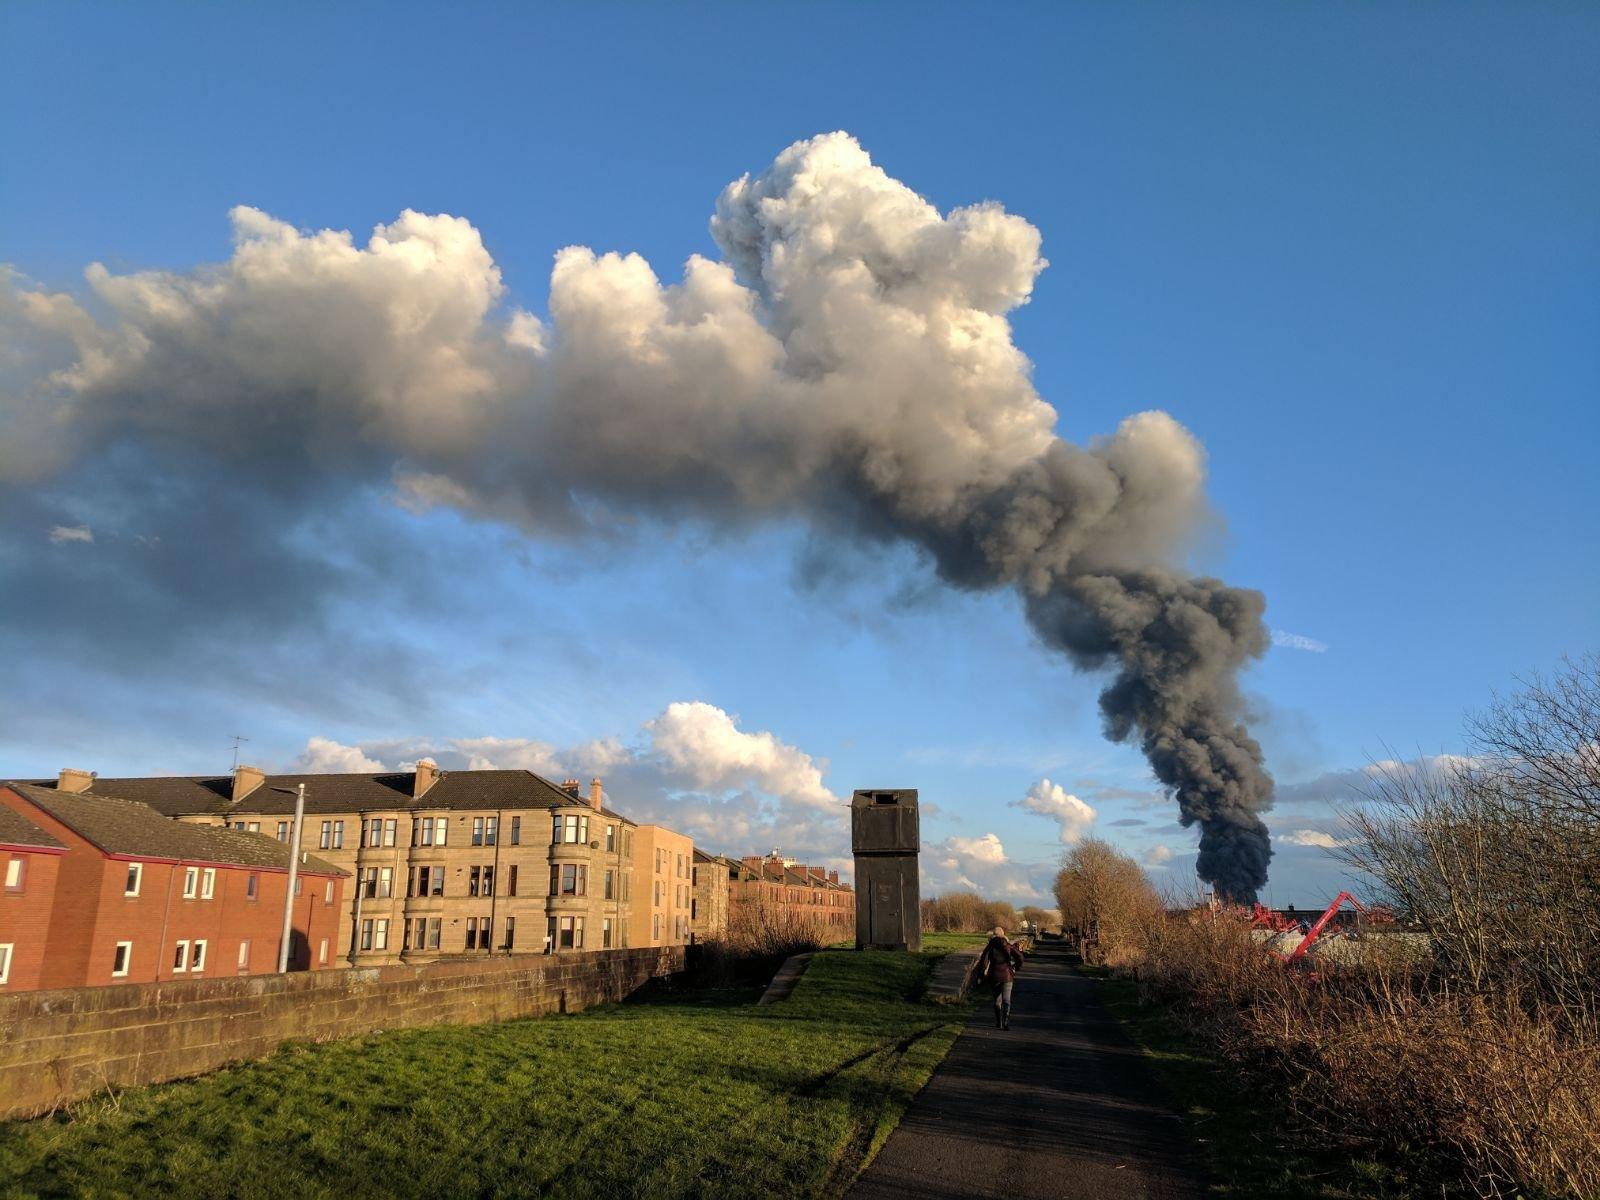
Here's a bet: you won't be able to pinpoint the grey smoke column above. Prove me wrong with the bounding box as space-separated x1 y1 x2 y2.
0 132 1276 899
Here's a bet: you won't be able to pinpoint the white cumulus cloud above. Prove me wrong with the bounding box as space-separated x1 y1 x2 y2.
48 524 93 544
1014 777 1097 844
1142 844 1175 867
1272 630 1329 653
1279 828 1348 849
293 736 385 773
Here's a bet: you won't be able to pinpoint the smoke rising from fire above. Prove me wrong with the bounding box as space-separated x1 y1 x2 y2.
0 132 1275 898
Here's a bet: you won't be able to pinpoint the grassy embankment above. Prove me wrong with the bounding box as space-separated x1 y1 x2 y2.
0 948 971 1199
1088 968 1417 1199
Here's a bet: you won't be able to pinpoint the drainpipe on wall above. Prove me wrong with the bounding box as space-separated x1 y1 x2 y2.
489 807 501 953
348 811 366 967
154 857 180 981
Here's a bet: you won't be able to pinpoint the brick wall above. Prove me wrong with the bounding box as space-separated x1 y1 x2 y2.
0 944 685 1121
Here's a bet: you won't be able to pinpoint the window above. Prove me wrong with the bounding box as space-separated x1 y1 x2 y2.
246 872 258 900
560 814 589 844
112 942 132 977
200 868 215 899
434 817 447 846
361 919 374 951
276 821 289 842
383 818 396 847
412 916 441 951
378 867 393 899
652 913 661 942
331 821 344 849
324 880 333 905
465 917 480 950
551 814 561 844
374 919 389 951
623 828 632 858
604 869 615 900
558 916 583 950
508 865 518 897
319 820 331 850
654 880 663 906
319 938 329 965
4 857 23 891
692 865 699 886
237 939 250 971
605 824 616 852
173 941 189 972
485 817 498 847
182 867 199 898
124 862 142 896
0 944 12 985
362 867 379 899
505 916 515 951
247 821 260 833
622 874 631 902
510 815 521 846
602 918 613 949
469 866 480 897
294 877 303 896
558 863 586 896
414 817 428 847
191 940 207 973
472 817 484 847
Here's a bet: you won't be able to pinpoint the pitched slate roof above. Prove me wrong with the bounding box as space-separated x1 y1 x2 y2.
4 783 344 874
0 802 66 851
75 769 632 823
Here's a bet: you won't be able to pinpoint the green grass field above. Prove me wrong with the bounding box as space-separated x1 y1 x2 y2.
0 950 968 1200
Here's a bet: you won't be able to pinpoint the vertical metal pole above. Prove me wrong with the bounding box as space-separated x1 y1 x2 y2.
278 784 305 972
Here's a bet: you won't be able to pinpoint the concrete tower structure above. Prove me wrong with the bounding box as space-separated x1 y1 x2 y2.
850 788 920 952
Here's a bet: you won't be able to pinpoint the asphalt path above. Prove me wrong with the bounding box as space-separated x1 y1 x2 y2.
848 942 1203 1200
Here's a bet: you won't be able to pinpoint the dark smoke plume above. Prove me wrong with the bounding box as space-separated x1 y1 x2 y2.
1 132 1275 899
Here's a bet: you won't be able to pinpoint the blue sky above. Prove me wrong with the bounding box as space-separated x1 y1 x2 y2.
2 2 1596 906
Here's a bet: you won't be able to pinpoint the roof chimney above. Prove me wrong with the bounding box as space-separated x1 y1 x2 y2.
561 778 582 799
232 765 265 802
413 757 440 799
828 870 839 885
589 777 603 812
58 768 95 794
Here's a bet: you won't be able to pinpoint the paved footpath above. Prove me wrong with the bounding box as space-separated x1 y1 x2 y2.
849 942 1203 1200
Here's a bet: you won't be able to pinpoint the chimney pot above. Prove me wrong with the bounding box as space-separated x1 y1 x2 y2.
232 764 265 802
413 757 440 799
58 768 95 794
828 870 839 885
589 777 603 812
560 778 581 799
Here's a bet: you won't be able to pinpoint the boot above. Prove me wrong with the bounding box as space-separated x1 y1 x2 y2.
1001 1003 1011 1030
994 1002 1004 1028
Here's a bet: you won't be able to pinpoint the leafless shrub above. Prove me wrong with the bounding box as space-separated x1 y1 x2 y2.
920 891 1019 934
1054 838 1164 966
1129 656 1600 1198
690 898 829 985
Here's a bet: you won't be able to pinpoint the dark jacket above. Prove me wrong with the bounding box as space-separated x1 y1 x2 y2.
979 935 1023 986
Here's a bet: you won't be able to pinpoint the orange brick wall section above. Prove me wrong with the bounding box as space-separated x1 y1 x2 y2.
0 845 64 992
0 944 685 1120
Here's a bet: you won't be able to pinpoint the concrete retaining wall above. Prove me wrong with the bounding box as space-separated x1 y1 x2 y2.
0 946 684 1121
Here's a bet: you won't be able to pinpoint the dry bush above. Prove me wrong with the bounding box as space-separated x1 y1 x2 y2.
1054 838 1164 966
920 891 1019 934
689 899 829 985
1134 656 1600 1198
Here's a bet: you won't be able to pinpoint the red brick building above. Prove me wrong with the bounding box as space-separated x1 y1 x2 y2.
729 852 853 935
0 781 346 991
0 803 67 991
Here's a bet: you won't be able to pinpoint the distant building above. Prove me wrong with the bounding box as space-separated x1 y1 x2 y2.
631 825 695 948
690 849 733 942
728 851 853 936
21 765 694 966
0 780 346 991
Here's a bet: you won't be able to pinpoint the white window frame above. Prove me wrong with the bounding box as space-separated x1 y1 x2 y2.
324 880 333 904
374 918 389 951
124 862 142 896
191 940 207 973
182 866 199 898
4 857 21 890
378 866 393 898
112 941 132 977
602 918 612 949
318 937 329 965
434 816 447 847
200 867 216 899
0 942 11 984
173 940 189 972
237 939 251 971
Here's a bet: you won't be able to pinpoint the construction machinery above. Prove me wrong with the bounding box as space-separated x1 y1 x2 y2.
1250 891 1394 965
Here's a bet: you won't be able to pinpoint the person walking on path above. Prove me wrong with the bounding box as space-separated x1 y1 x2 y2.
978 925 1023 1029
